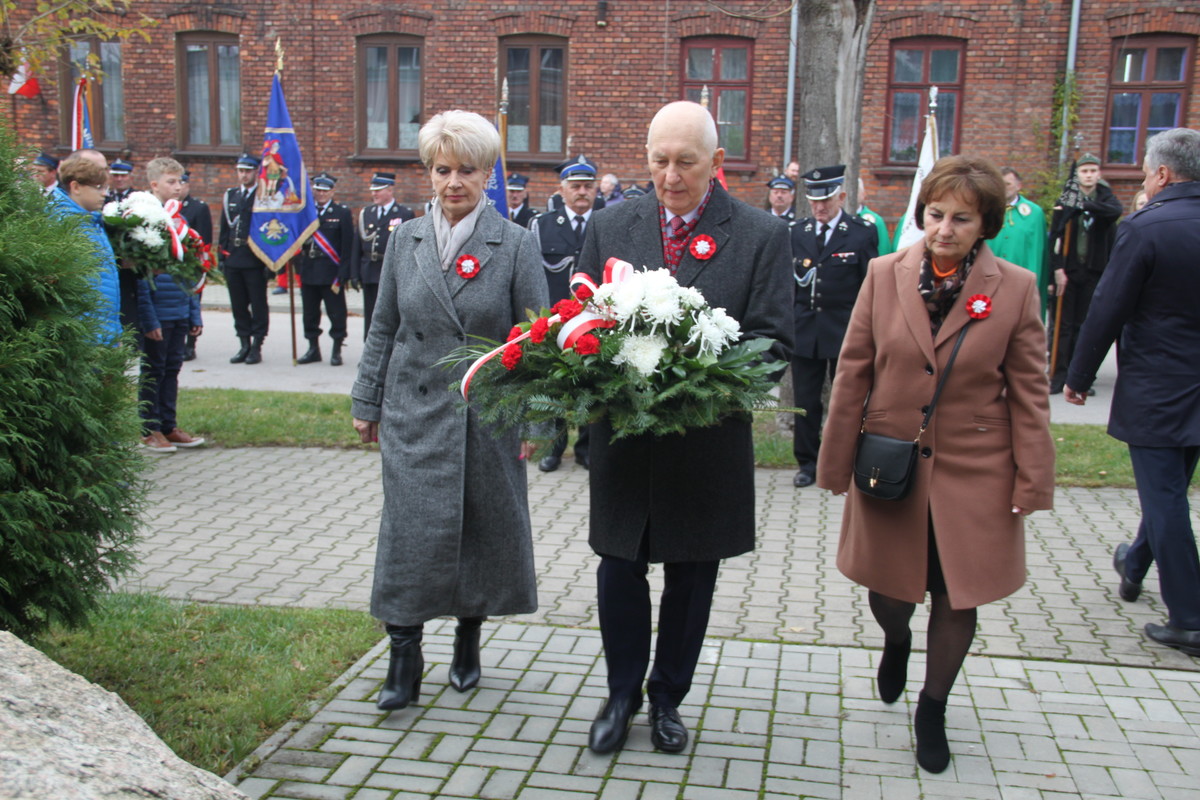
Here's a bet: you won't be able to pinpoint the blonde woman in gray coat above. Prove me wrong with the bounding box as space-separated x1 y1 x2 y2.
352 110 548 711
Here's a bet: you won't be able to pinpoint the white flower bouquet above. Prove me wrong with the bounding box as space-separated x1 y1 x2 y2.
103 192 220 292
442 258 785 441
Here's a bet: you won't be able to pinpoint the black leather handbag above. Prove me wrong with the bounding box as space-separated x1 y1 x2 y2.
853 322 971 501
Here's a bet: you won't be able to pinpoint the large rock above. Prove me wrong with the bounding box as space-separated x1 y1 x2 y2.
0 631 249 800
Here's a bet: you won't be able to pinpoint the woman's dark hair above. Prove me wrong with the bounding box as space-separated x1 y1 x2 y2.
915 155 1007 240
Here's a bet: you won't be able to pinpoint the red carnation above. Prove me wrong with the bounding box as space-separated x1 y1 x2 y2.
529 316 550 344
552 298 584 321
573 333 600 355
507 325 523 342
574 284 594 301
501 342 523 370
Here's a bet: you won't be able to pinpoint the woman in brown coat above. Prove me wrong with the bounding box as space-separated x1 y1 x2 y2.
817 155 1054 773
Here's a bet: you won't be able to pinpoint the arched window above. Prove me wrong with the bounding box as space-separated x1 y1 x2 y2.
357 34 424 156
176 32 241 152
885 37 965 165
500 36 567 159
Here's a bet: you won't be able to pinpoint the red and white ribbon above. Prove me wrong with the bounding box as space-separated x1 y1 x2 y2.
162 199 191 262
460 257 635 399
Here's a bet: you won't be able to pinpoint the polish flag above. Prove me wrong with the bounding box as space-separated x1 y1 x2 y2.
7 62 40 99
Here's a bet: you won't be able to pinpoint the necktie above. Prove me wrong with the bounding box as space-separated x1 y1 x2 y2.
574 215 586 236
819 223 830 246
669 215 687 238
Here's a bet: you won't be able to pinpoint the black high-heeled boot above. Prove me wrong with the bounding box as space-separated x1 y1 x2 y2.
877 634 911 704
449 616 485 692
378 624 423 710
914 690 950 773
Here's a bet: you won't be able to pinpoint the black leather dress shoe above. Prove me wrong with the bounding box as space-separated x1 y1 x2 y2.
648 704 688 753
589 696 641 754
793 469 815 488
538 455 561 472
1113 543 1142 602
1144 622 1200 656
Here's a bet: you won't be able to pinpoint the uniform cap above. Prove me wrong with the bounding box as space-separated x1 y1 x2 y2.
1078 153 1101 166
767 174 795 191
109 158 134 174
312 171 337 191
556 155 598 181
369 172 396 188
506 173 529 190
802 165 846 200
34 151 59 169
180 171 191 183
236 153 260 170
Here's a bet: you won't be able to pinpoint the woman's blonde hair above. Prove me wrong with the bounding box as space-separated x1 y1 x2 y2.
418 110 500 170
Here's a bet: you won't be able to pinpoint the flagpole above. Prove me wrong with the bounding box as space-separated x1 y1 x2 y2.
272 37 300 367
499 78 509 178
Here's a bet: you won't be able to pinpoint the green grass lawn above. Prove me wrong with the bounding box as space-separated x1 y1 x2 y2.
33 593 381 778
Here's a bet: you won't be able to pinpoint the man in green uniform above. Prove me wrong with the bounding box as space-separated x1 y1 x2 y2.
856 177 892 257
989 167 1047 314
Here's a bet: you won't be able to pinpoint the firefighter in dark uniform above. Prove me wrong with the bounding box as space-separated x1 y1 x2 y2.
350 171 413 338
546 155 606 214
767 174 796 223
790 165 878 488
529 158 600 472
507 173 536 228
106 158 139 336
220 152 269 365
297 172 353 366
179 170 212 361
106 158 134 204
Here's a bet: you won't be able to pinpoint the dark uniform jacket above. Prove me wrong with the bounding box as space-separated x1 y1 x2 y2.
219 186 259 270
532 210 587 303
299 201 354 286
352 202 414 285
179 196 212 245
576 185 795 563
510 202 535 229
106 187 133 205
790 211 878 360
772 208 796 223
1051 183 1122 281
1066 181 1200 447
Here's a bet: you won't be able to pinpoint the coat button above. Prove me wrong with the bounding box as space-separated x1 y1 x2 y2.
418 385 427 395
924 364 934 375
415 332 424 341
921 447 932 458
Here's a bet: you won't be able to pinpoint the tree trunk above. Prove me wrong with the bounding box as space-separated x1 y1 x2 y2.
794 0 876 215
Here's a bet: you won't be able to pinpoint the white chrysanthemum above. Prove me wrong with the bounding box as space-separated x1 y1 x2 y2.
675 285 706 310
641 273 685 330
102 201 120 218
130 225 165 249
613 333 668 378
608 276 646 324
708 306 741 341
689 307 742 356
125 192 170 225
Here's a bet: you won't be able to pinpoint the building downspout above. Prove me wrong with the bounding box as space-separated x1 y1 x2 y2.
1058 0 1083 163
782 0 799 170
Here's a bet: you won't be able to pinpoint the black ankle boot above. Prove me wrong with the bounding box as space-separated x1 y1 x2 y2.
449 616 484 692
914 690 950 773
378 624 423 710
245 337 264 365
877 634 911 704
230 337 251 363
330 340 344 367
297 341 321 364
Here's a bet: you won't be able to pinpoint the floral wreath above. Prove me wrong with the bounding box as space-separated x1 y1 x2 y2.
689 234 717 260
455 254 481 280
966 294 992 320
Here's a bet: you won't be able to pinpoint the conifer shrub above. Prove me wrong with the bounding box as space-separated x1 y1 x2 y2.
0 115 147 639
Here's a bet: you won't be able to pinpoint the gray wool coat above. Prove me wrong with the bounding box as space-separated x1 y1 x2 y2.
575 185 795 563
350 205 549 626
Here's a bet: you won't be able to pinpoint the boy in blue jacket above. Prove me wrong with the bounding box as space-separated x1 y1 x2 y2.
136 157 206 454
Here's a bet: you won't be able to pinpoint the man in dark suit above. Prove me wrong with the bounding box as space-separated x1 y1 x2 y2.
351 172 413 338
1066 128 1200 658
220 153 269 365
178 170 212 361
789 165 878 488
506 173 535 228
297 172 354 366
576 101 793 755
529 156 600 472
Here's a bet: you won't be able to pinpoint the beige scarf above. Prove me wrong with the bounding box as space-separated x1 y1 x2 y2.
431 194 489 272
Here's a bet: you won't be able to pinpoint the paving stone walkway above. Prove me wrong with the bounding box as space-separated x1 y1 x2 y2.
125 449 1200 799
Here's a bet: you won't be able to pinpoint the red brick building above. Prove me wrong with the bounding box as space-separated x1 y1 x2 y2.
7 0 1198 228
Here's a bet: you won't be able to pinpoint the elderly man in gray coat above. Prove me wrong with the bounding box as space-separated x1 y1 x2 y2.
576 101 794 754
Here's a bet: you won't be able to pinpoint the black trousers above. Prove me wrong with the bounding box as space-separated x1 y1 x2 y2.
363 282 379 340
1125 444 1200 630
300 283 348 342
596 536 720 708
549 422 590 461
792 353 837 470
139 318 188 434
226 267 269 339
1049 272 1098 382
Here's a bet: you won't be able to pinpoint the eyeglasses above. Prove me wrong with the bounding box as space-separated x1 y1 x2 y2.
92 184 110 192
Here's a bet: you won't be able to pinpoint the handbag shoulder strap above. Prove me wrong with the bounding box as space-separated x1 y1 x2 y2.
860 320 973 440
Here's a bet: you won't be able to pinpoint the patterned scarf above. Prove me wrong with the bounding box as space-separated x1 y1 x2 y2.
918 241 982 334
658 180 715 274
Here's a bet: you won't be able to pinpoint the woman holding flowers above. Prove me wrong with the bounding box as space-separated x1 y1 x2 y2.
817 155 1054 774
351 110 547 712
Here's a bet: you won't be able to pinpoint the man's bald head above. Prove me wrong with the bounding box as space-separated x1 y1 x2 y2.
645 101 725 217
647 101 718 154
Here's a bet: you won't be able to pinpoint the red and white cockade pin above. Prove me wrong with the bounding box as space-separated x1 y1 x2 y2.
689 234 717 260
456 253 480 279
966 294 992 320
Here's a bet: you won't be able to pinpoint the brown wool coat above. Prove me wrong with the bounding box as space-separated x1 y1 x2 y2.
816 243 1055 609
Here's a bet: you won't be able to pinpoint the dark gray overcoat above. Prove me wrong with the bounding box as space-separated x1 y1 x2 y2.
350 206 548 626
575 185 795 563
